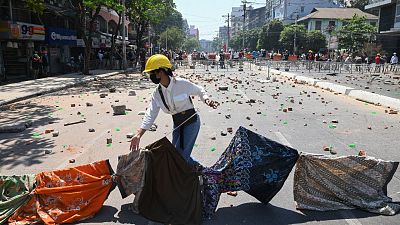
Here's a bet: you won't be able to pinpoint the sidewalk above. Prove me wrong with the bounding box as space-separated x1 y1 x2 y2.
0 70 127 106
269 68 400 111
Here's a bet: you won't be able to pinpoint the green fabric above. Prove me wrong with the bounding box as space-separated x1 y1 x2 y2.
0 175 35 224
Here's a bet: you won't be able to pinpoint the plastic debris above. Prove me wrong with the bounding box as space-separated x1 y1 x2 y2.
210 147 216 152
348 144 356 149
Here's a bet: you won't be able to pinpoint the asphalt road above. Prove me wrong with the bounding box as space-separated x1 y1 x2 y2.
1 67 399 225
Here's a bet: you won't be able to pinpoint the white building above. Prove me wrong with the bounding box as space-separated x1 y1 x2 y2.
265 0 340 24
230 5 253 37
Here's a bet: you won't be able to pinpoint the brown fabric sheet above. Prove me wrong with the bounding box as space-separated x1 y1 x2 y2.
138 137 202 225
294 153 400 215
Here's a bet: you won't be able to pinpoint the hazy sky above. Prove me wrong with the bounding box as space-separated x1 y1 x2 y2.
174 0 248 40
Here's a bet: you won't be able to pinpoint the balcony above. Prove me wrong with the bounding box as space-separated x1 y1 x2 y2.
365 0 395 10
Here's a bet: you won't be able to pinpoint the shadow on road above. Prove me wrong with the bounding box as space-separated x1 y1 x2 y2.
0 102 59 171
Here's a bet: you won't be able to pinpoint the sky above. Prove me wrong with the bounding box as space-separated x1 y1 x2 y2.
174 0 246 41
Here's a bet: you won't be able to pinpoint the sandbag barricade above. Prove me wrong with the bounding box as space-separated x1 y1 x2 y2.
294 153 400 215
202 126 299 218
8 160 115 224
0 175 35 224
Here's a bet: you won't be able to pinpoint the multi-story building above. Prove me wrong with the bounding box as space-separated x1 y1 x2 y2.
365 0 400 54
246 6 266 30
230 5 253 37
199 39 213 52
265 0 340 24
298 8 378 49
219 26 229 44
188 25 199 40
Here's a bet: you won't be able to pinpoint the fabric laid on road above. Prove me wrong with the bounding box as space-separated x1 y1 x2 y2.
8 160 115 224
0 175 35 224
294 153 400 215
138 137 202 225
116 149 147 213
202 126 299 218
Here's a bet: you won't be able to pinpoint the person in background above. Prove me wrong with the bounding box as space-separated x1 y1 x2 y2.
390 52 398 71
31 51 42 79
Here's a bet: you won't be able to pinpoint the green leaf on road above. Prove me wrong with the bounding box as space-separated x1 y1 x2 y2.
348 144 356 149
194 144 199 147
106 143 112 148
283 121 288 125
32 133 41 137
211 147 216 152
371 112 377 115
116 128 121 132
328 124 337 129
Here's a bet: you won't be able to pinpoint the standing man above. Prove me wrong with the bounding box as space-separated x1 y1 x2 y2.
130 54 219 167
31 51 41 79
390 52 398 71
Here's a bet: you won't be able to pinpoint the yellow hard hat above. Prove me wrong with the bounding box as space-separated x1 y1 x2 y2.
143 54 172 73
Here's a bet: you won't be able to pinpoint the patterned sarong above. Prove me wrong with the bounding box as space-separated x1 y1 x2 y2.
116 149 147 213
0 175 35 224
202 126 299 218
294 153 400 215
8 160 115 224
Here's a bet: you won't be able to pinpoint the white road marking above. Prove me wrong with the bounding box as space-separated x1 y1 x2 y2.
274 131 363 225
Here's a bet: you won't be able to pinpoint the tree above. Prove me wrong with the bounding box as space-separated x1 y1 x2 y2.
159 26 185 50
245 28 261 51
279 24 307 53
126 0 174 64
153 8 184 34
337 15 376 53
229 35 242 51
257 19 284 51
305 31 327 53
24 0 45 15
182 38 200 52
337 0 369 10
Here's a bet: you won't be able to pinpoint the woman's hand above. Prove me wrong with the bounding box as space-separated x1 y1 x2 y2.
205 99 220 109
130 129 146 151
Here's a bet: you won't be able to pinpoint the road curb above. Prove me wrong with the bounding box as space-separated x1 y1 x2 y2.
0 71 122 107
270 69 400 110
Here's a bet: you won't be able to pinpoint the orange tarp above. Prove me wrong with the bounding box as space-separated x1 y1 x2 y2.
9 160 114 225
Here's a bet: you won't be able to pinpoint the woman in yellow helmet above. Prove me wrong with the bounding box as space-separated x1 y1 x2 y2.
130 54 219 166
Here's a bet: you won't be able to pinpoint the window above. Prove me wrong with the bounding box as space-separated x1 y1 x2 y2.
315 21 322 30
329 21 336 27
396 1 400 23
370 22 376 27
300 6 305 13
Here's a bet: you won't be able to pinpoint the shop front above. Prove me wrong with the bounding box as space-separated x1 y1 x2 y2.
0 21 45 80
45 27 77 74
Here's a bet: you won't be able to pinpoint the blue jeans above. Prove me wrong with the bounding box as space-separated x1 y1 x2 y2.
172 115 200 166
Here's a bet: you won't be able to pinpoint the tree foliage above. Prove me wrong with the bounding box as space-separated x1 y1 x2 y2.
126 0 174 50
257 19 284 51
153 8 184 34
212 37 223 52
279 24 307 52
159 26 185 50
337 15 376 52
182 38 200 52
24 0 45 15
305 31 327 53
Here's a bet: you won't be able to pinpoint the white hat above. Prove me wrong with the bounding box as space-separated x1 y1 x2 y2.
394 52 397 55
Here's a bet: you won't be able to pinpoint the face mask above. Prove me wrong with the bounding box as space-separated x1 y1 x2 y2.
150 73 161 84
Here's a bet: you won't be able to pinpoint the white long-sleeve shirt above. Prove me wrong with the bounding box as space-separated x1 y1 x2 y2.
390 55 398 64
140 77 209 130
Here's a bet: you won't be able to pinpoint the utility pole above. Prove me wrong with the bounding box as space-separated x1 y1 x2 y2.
8 0 13 22
121 0 127 70
222 13 230 51
293 14 299 55
242 1 246 50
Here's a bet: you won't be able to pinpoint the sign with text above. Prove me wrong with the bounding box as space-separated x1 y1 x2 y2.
46 27 77 46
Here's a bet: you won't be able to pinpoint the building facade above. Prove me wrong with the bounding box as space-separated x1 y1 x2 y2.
188 25 199 40
246 6 266 30
199 39 213 52
230 5 253 37
365 0 400 54
0 0 129 80
265 0 340 24
298 8 378 49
